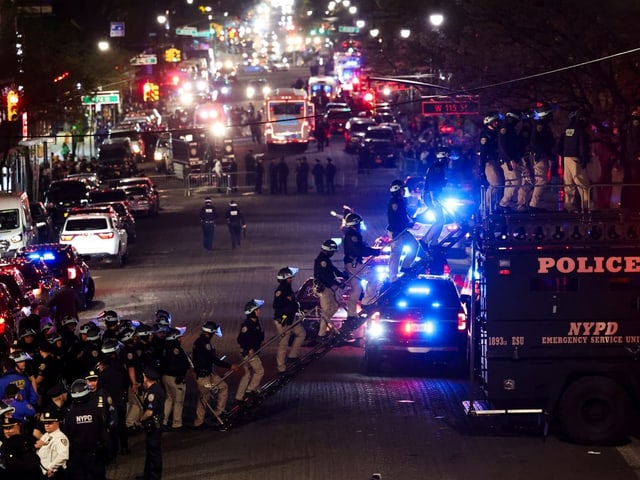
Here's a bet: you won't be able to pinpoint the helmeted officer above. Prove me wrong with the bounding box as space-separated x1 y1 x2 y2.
138 367 165 480
387 180 418 282
36 409 70 479
273 267 306 373
478 111 503 211
160 328 190 431
0 351 38 408
224 200 246 249
528 105 555 210
199 197 216 251
64 378 110 480
313 240 346 337
234 300 265 404
98 310 120 340
342 214 381 325
498 110 528 211
559 108 592 212
78 326 102 376
192 321 239 427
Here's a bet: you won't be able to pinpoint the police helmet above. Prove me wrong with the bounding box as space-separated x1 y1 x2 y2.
276 266 299 281
533 104 554 121
119 328 135 343
344 213 363 227
97 310 119 326
155 309 172 326
0 400 15 417
435 148 451 160
244 299 265 316
9 350 31 363
389 179 405 193
483 111 502 125
135 324 153 338
505 110 521 122
61 316 78 327
166 328 183 341
101 338 121 354
204 197 212 204
321 239 338 252
47 333 62 344
202 321 222 337
229 200 238 207
152 323 170 335
19 328 36 340
70 378 90 399
79 321 98 335
41 321 54 333
85 326 101 342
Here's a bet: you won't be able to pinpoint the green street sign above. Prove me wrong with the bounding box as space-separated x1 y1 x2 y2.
338 26 359 33
82 92 120 105
176 26 197 36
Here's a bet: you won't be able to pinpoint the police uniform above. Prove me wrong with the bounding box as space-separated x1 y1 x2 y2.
235 316 265 401
478 122 502 211
529 118 554 209
199 199 216 250
122 340 143 430
140 368 165 480
78 340 101 376
387 191 417 282
37 410 69 479
192 333 232 424
225 203 246 249
313 251 344 337
343 225 380 317
273 280 305 373
498 115 528 211
559 114 592 211
160 339 190 429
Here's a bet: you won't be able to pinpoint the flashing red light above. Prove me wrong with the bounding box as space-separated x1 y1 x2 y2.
0 317 5 335
67 267 78 280
457 312 467 331
171 75 180 86
363 92 374 103
352 76 360 85
402 322 413 335
439 125 455 134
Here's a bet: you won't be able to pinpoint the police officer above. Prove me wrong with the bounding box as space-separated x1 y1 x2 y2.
160 328 190 431
387 180 418 282
35 409 69 479
64 378 110 480
313 240 345 338
498 110 527 212
125 325 153 434
137 367 165 480
225 200 246 249
192 321 239 428
0 352 38 408
78 326 102 376
528 105 555 210
342 214 381 325
273 267 306 373
234 300 265 404
559 108 592 212
621 106 640 211
98 310 120 340
478 112 503 212
199 197 216 251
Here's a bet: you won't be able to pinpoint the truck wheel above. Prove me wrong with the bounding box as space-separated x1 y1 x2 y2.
558 376 631 444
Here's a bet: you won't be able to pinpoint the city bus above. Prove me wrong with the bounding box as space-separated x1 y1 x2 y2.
264 88 314 151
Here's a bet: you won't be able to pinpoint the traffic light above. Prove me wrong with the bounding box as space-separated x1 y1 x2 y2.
142 82 152 102
164 48 181 63
150 83 160 102
6 90 19 120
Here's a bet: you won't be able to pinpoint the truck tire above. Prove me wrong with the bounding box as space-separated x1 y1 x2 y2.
558 376 631 444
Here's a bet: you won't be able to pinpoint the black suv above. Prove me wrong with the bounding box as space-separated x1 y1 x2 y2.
363 275 468 374
358 126 397 168
97 142 137 180
44 179 92 232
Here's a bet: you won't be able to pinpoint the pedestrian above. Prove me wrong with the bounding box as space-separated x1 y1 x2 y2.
137 367 165 480
312 158 324 194
295 159 304 193
277 157 289 194
35 409 69 479
273 267 306 374
325 157 336 193
313 240 345 338
64 378 110 480
315 121 326 152
0 352 38 409
559 108 592 212
342 213 382 327
254 157 264 194
225 200 246 249
160 328 190 432
192 321 239 429
244 149 256 186
47 285 82 327
234 299 265 405
387 180 418 282
199 197 216 251
269 158 278 194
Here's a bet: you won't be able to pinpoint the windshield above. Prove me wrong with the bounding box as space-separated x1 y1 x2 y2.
65 218 109 231
89 190 127 203
350 123 372 133
366 129 393 140
46 182 88 200
0 210 19 230
269 102 304 116
99 146 129 161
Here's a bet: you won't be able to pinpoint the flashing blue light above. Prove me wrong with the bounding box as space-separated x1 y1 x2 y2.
431 302 441 308
402 244 414 255
28 251 56 261
423 321 435 335
441 197 463 212
425 210 437 223
360 221 367 231
397 300 408 308
407 286 431 295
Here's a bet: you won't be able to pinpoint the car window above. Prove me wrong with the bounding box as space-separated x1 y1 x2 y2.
326 110 351 119
123 186 148 196
0 210 19 230
89 190 127 203
366 129 393 140
47 182 88 197
65 218 109 231
350 123 372 133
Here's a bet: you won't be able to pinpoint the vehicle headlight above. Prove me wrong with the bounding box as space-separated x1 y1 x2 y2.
246 86 255 98
154 151 163 161
367 321 385 339
210 122 226 138
10 233 22 244
262 85 271 95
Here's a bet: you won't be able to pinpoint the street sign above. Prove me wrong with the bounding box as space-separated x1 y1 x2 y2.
422 99 480 116
338 26 359 33
110 21 125 38
130 54 158 66
193 30 212 37
176 26 197 36
81 91 120 105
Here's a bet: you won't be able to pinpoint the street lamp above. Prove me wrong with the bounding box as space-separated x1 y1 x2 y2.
400 29 411 39
97 40 110 52
369 28 379 38
429 13 444 27
356 19 365 29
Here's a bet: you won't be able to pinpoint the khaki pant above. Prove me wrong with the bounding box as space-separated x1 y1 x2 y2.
388 230 418 282
528 158 549 208
195 374 229 425
126 386 142 428
317 287 339 336
345 263 378 316
162 375 186 428
484 161 503 211
500 162 528 210
235 354 264 401
274 321 306 372
563 156 591 211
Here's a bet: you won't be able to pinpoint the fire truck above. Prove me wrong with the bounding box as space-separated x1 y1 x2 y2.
264 88 314 151
464 209 640 444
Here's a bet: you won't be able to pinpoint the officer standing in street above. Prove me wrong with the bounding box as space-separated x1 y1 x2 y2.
160 328 190 431
387 180 418 283
234 300 265 404
313 240 346 338
35 409 69 479
273 267 306 374
137 367 165 480
192 321 239 428
342 213 382 326
64 378 110 480
199 197 216 251
225 200 246 250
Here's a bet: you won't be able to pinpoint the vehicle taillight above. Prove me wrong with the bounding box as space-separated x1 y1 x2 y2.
0 317 6 335
402 321 414 335
97 232 115 239
67 267 78 280
59 234 75 241
457 312 467 331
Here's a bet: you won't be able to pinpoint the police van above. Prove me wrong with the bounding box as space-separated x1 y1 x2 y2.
0 192 36 254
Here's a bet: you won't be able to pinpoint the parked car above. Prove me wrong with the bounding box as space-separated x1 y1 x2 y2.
96 141 137 180
44 179 92 232
120 185 159 216
323 108 352 135
88 188 128 205
0 192 37 254
64 173 101 189
358 126 397 168
58 211 129 266
29 202 55 243
0 257 59 304
89 201 136 244
19 244 95 308
344 117 377 153
363 275 469 374
0 266 37 308
378 122 406 147
0 282 22 352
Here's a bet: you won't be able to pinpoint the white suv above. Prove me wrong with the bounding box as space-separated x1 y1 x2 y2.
58 210 128 266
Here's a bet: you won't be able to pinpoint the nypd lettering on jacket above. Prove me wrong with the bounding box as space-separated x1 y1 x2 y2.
537 256 640 274
75 414 94 424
